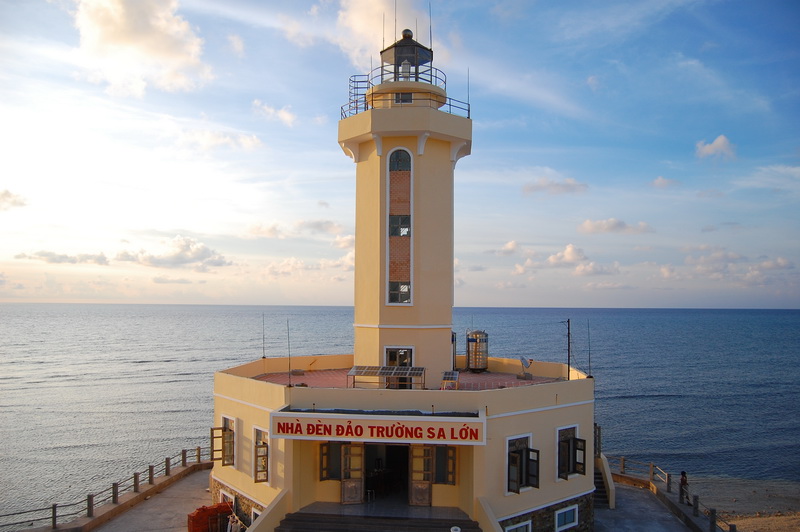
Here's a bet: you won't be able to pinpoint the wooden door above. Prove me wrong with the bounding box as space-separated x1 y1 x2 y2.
409 445 432 506
341 443 364 504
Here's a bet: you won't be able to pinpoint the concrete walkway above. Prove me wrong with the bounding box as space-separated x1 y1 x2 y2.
91 471 690 531
92 469 212 532
595 484 690 531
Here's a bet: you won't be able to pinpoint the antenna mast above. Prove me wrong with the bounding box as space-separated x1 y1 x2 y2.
287 319 292 387
429 2 433 48
261 313 266 358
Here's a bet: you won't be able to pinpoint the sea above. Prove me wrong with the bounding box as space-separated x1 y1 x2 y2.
1 304 799 520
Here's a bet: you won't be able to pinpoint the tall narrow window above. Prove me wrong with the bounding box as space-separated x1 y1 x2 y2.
558 427 586 480
388 149 412 305
507 436 539 493
211 417 236 466
254 428 268 483
434 446 456 485
320 441 342 480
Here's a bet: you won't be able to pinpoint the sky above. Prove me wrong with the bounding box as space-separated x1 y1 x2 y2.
1 0 798 308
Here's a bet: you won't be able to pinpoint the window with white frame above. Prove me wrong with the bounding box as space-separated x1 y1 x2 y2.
507 435 540 493
557 426 586 480
555 504 578 531
504 521 531 532
211 416 236 466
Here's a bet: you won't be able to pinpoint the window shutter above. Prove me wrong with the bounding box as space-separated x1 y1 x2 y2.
210 427 224 461
222 429 235 466
558 439 570 480
574 438 586 475
526 448 540 488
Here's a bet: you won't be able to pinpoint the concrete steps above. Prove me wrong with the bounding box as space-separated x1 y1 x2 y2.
275 511 482 532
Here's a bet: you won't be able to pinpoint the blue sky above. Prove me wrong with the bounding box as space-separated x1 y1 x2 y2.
1 0 798 308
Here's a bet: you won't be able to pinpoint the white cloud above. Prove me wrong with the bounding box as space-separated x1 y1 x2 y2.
176 129 261 152
696 135 735 159
574 261 621 276
523 171 588 195
73 0 213 97
586 75 601 91
295 220 344 235
333 234 355 249
734 165 800 195
116 235 232 272
228 34 245 57
153 276 192 284
248 223 285 239
0 190 26 211
578 218 653 234
253 99 297 127
547 244 587 266
16 251 109 265
652 176 678 188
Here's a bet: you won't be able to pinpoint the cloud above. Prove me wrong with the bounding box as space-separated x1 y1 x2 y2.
116 235 232 272
578 218 653 234
253 99 297 127
73 0 213 97
586 75 601 91
153 276 192 284
585 281 631 290
333 0 397 69
295 220 344 235
248 223 285 239
652 176 678 188
696 134 735 159
522 172 588 195
574 261 621 276
16 251 109 265
487 240 519 256
734 165 800 195
0 190 26 211
547 244 587 266
176 129 261 151
228 34 245 57
333 234 355 249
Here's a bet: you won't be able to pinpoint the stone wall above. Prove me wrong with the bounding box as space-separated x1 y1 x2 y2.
210 476 265 527
499 492 594 531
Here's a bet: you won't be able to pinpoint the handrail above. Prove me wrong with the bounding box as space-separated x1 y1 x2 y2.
0 446 212 531
606 455 738 532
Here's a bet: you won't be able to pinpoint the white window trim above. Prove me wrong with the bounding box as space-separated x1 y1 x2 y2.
253 425 270 485
219 488 235 506
505 432 533 496
222 415 237 469
384 346 414 366
555 504 578 531
385 147 414 307
555 424 579 482
251 508 261 524
504 521 531 532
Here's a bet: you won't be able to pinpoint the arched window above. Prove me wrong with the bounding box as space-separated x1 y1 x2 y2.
389 149 411 171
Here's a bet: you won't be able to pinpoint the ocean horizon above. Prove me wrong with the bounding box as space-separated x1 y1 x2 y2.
1 303 798 518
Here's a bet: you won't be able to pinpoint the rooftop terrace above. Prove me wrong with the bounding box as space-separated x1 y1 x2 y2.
253 367 562 390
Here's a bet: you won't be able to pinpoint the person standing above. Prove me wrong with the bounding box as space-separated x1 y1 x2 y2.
680 471 691 505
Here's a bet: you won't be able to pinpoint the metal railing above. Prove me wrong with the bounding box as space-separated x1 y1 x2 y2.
0 446 211 531
341 64 470 119
606 455 740 532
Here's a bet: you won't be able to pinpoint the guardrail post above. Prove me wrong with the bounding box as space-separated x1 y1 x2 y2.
112 482 119 504
87 494 94 518
149 465 155 485
52 503 58 529
708 508 716 532
649 463 654 481
182 449 188 467
666 472 672 493
620 456 626 474
165 457 171 476
134 472 140 493
196 446 202 463
692 495 699 517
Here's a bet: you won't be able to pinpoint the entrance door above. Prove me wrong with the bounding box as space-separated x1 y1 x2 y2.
386 347 413 389
341 443 364 504
409 445 432 506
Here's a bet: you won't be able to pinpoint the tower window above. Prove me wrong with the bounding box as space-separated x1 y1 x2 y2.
557 427 586 479
389 281 411 303
389 149 411 171
395 92 413 104
507 435 539 493
389 215 411 236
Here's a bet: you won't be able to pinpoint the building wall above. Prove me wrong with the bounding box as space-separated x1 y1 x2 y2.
212 356 594 524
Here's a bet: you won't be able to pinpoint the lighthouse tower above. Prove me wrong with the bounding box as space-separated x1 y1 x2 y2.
339 30 472 386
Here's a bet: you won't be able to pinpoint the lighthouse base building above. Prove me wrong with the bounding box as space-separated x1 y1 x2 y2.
210 30 602 532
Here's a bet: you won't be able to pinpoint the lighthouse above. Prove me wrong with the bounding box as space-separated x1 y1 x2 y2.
210 29 598 532
339 29 472 385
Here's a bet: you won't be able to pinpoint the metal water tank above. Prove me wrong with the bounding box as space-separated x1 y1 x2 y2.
466 330 488 372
